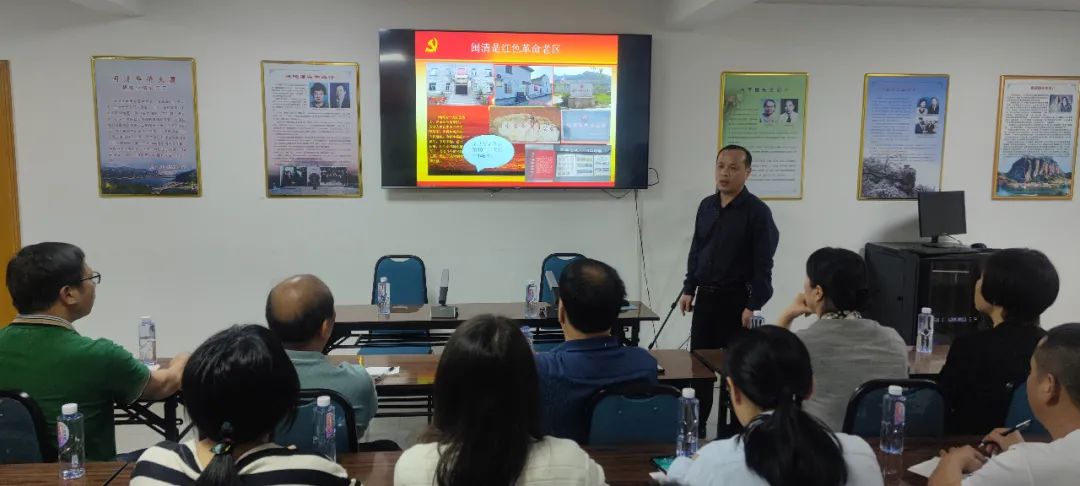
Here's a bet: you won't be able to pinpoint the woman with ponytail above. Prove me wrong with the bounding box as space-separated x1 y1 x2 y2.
667 326 882 486
130 325 352 485
775 247 907 431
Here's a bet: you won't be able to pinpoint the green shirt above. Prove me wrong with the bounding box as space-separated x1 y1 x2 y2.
0 316 150 461
285 349 378 437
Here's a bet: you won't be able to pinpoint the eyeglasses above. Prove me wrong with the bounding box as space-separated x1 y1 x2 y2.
78 272 102 285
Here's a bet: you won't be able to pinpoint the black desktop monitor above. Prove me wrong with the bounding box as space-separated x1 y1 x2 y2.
918 191 966 246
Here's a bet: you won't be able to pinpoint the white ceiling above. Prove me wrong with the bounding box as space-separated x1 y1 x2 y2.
757 0 1080 11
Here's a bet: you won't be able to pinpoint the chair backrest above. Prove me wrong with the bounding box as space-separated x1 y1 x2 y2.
842 379 946 438
0 390 52 464
273 389 358 454
540 253 585 305
1005 381 1049 436
371 255 428 305
587 383 681 446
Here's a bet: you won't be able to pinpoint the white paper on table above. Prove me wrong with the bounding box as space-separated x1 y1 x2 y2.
366 366 400 378
908 457 940 478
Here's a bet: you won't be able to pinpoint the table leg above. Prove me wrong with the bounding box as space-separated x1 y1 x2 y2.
164 395 179 442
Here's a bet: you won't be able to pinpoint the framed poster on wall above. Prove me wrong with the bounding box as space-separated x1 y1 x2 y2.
719 72 808 200
857 74 949 200
261 61 362 198
992 75 1079 200
92 56 201 196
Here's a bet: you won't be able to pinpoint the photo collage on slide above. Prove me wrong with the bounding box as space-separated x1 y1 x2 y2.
424 62 614 183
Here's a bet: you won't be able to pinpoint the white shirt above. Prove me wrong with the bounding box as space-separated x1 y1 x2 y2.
963 429 1080 486
394 436 607 486
666 432 883 486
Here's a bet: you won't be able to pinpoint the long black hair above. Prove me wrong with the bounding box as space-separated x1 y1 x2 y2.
806 247 870 314
183 325 300 486
426 314 543 486
726 326 847 486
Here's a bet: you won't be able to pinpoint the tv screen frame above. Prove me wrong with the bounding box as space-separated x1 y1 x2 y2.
379 29 652 189
918 190 967 239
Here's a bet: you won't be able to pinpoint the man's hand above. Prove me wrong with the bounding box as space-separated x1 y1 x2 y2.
929 446 988 486
981 428 1025 456
741 308 753 328
678 294 694 315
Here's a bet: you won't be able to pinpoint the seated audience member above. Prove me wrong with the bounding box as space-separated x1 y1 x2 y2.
0 242 188 461
937 248 1058 434
534 258 658 442
667 326 883 486
131 325 351 485
395 315 605 486
776 247 907 431
930 323 1080 486
266 274 378 438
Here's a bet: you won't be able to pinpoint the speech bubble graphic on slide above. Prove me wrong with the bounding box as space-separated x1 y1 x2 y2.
462 135 515 172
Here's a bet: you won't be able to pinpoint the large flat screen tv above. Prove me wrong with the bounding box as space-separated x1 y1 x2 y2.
379 29 652 188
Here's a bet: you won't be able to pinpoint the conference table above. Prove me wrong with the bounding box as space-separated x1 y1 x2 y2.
0 436 1002 485
328 301 660 350
118 348 715 440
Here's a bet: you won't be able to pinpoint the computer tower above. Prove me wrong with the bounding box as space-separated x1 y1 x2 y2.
864 242 993 345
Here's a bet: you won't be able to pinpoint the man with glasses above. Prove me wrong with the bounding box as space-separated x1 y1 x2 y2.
0 242 189 461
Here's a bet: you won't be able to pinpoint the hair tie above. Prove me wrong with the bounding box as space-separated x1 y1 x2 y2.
210 439 232 456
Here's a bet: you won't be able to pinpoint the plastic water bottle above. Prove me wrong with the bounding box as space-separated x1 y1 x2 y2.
139 316 157 366
676 388 700 457
749 310 765 329
377 277 391 317
880 385 906 480
916 307 934 354
520 325 534 349
524 280 540 318
313 395 336 462
58 403 85 480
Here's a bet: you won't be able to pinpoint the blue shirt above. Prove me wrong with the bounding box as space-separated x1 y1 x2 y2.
535 335 658 443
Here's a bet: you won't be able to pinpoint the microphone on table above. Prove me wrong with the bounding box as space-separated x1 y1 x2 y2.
438 269 450 306
431 268 457 319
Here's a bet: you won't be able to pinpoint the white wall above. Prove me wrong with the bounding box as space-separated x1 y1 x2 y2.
1 0 1078 356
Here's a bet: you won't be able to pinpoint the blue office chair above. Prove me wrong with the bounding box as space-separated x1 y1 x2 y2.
0 390 53 464
842 379 946 438
586 383 681 446
535 253 585 352
360 255 431 356
1005 381 1049 436
274 389 358 454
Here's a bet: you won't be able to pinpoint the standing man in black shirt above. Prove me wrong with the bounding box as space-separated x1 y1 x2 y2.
680 144 780 437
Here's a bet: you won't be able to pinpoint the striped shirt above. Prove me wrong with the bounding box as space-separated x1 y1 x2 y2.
130 440 354 486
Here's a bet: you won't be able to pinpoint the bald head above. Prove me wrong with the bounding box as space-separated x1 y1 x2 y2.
266 274 335 348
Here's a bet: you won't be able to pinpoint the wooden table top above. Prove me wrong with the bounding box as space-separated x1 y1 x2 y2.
3 436 1043 485
328 348 716 389
334 301 659 328
0 461 129 485
692 345 951 377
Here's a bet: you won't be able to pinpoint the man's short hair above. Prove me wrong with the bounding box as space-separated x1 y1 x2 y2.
718 144 753 168
6 242 86 314
310 83 326 95
1034 323 1080 407
558 258 626 334
762 99 776 107
265 276 335 345
980 248 1059 325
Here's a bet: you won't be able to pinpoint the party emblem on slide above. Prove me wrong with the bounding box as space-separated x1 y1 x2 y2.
425 38 439 53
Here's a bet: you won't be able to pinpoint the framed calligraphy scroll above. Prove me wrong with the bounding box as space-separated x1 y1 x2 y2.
92 56 201 196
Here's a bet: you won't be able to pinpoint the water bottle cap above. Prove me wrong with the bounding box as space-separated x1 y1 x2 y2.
921 307 932 314
141 316 153 322
681 388 696 399
527 279 536 285
62 403 78 415
379 277 388 283
888 385 903 396
752 310 763 317
316 395 331 407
